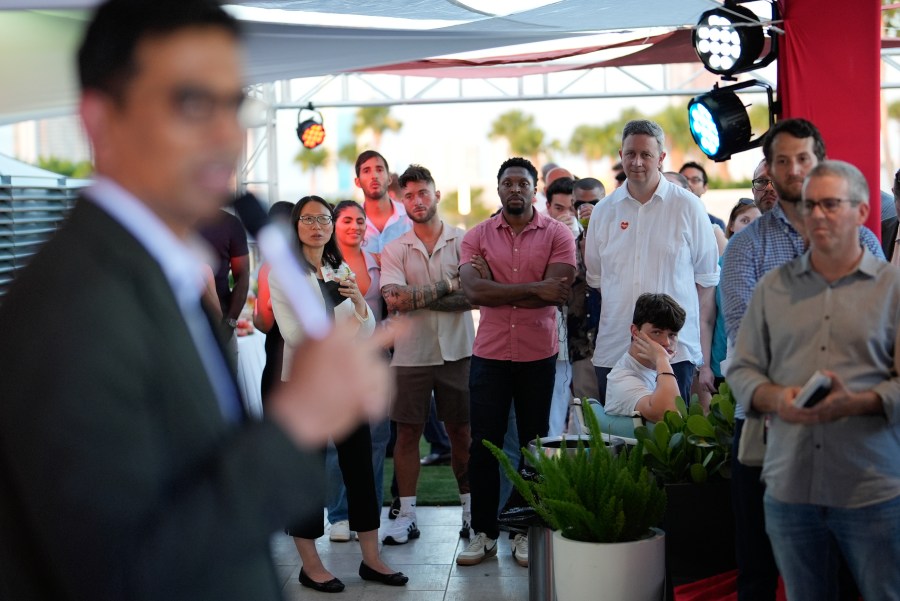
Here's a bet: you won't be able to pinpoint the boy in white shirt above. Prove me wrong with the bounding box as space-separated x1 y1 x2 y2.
605 293 686 422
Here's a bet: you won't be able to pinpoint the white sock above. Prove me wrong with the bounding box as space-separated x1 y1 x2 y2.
400 496 417 515
459 493 471 513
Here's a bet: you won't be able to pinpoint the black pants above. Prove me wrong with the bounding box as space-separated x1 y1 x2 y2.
286 422 380 538
731 418 779 601
468 355 556 539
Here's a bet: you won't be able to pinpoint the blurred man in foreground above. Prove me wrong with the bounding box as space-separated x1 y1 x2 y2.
0 1 390 599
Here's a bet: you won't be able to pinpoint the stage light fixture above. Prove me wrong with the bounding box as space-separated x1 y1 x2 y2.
296 103 325 149
688 80 776 162
693 0 779 79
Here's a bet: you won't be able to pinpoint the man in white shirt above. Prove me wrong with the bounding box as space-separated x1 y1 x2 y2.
584 119 719 406
605 293 686 421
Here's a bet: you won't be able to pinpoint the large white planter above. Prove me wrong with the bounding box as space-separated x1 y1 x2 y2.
552 528 665 601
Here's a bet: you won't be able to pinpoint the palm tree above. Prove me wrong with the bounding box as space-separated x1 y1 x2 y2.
440 187 494 230
489 110 546 166
338 142 359 167
598 107 646 157
294 147 329 194
352 107 402 150
567 125 609 176
651 103 694 171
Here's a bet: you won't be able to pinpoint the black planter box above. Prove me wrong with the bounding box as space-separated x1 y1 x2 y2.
662 478 736 593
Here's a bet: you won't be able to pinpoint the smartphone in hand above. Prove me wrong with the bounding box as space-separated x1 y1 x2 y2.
792 371 832 408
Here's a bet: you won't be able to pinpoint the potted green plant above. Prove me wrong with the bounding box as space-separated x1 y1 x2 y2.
485 404 667 601
634 383 735 484
634 382 737 589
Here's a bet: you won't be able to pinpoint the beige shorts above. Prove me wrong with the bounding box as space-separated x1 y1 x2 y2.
390 358 470 424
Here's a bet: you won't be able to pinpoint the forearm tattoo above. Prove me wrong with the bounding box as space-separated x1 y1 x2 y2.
382 279 450 313
429 290 473 312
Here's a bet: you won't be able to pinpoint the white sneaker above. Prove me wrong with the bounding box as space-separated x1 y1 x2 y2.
456 532 498 566
511 533 528 567
329 520 352 542
382 512 420 545
459 510 472 539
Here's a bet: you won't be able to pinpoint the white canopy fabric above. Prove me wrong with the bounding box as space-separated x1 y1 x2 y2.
0 0 714 124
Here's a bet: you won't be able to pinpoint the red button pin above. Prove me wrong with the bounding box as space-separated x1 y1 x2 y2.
620 221 629 230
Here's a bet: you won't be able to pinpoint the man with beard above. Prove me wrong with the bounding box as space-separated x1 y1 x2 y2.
456 157 576 568
355 150 411 254
379 164 475 546
720 118 883 601
325 150 408 544
751 158 777 214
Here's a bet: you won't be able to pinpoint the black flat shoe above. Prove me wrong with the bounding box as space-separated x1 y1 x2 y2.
358 561 408 586
299 568 345 593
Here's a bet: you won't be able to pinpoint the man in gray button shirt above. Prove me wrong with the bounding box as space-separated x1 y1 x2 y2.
729 160 900 601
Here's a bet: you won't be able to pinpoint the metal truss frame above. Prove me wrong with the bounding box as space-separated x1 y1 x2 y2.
241 49 900 200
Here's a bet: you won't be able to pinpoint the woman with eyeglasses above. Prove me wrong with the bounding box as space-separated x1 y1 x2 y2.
270 195 407 593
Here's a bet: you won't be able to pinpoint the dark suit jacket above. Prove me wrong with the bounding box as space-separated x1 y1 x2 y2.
0 200 322 600
882 216 898 262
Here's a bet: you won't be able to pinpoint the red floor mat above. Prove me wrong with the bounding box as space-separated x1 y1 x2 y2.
673 570 788 601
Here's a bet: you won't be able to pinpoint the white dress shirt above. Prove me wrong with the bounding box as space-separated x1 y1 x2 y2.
584 176 719 367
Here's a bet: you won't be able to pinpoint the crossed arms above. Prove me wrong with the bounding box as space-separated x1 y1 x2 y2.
382 277 473 313
459 255 575 308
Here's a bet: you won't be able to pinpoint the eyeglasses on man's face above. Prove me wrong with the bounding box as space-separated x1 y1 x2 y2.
298 215 334 226
751 178 773 191
802 198 858 214
574 199 599 210
169 86 247 123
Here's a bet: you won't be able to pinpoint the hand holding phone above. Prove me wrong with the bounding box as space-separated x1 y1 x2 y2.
792 370 832 408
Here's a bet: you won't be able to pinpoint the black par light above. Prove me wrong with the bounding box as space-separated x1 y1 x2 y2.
693 1 779 79
688 80 776 162
296 104 325 149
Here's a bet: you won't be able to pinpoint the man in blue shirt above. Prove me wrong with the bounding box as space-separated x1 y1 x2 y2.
721 118 882 601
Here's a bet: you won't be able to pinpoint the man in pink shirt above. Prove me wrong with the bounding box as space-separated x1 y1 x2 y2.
456 157 576 567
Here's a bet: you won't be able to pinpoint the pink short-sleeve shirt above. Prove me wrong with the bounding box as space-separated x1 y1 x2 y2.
460 210 576 362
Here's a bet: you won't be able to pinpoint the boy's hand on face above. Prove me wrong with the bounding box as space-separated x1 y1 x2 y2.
632 331 671 369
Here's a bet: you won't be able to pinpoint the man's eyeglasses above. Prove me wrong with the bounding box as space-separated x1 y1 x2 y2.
802 198 858 214
751 178 772 191
298 215 334 226
574 199 599 209
684 176 704 185
170 86 247 123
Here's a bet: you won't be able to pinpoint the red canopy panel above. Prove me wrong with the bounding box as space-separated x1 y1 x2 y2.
357 29 899 79
354 30 699 78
